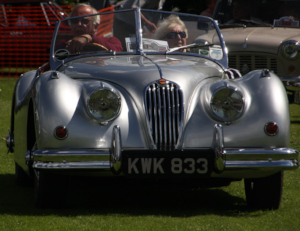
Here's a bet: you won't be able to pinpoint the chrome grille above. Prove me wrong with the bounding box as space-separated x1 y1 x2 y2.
145 82 183 151
228 54 279 75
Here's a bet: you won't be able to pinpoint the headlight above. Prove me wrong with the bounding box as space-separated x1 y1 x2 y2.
87 85 121 123
210 85 244 122
281 40 300 60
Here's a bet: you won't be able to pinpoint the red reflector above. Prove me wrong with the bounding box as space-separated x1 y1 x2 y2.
289 65 295 72
265 122 278 136
54 126 68 139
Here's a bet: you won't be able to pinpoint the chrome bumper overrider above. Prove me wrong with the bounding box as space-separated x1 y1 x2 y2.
31 125 299 173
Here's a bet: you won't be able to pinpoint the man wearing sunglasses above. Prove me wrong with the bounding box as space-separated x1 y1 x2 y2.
66 3 123 53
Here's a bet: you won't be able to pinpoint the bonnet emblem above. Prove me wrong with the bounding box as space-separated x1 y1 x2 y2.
158 79 168 85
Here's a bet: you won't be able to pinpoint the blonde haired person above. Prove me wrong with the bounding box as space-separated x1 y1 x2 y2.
153 15 188 51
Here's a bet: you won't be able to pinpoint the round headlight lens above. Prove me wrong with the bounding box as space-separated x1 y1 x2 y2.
210 86 244 122
281 40 300 60
87 88 121 122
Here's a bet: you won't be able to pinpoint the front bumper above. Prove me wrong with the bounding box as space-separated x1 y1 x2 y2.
31 125 299 177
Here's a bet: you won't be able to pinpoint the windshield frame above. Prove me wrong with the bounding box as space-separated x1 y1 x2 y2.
49 8 228 70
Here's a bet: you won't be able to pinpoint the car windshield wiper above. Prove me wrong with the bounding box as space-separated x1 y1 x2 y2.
54 49 115 60
166 43 214 53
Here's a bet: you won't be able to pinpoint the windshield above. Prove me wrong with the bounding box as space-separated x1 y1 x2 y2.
51 9 226 66
215 0 300 28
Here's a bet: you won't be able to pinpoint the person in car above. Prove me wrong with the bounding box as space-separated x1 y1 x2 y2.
200 0 217 18
153 15 188 51
66 3 123 53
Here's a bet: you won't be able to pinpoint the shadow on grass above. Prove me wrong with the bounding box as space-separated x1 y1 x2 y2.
290 120 300 124
0 174 258 217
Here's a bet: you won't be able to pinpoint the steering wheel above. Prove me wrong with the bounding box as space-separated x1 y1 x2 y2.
85 43 109 52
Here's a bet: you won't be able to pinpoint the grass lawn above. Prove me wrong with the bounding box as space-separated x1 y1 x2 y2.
0 78 299 231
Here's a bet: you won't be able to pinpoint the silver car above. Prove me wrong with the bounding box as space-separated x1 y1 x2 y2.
213 0 300 102
6 8 299 209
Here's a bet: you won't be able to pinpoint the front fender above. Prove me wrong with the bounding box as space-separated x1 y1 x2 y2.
34 72 149 150
182 70 290 148
13 70 38 171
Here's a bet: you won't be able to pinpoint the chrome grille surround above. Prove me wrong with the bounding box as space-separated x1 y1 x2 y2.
145 81 184 151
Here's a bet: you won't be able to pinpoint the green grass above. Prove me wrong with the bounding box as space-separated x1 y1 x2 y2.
0 78 300 231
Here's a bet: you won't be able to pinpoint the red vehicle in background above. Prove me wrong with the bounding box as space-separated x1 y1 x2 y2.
0 0 115 77
0 0 73 77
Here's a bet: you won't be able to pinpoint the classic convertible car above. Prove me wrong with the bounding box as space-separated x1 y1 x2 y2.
6 8 299 209
213 0 300 102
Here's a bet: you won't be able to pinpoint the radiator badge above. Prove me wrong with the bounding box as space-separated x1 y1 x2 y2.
157 78 169 86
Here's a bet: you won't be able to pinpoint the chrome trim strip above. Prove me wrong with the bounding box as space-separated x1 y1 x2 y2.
33 161 111 169
223 148 299 170
225 160 298 170
224 148 299 160
135 7 143 54
32 150 111 170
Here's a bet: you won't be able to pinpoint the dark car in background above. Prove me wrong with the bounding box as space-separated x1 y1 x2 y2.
213 0 300 102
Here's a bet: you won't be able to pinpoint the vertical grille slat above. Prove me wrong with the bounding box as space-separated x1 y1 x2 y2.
162 87 167 148
175 87 181 138
145 82 183 151
157 87 162 146
166 84 172 146
152 84 158 144
171 84 177 144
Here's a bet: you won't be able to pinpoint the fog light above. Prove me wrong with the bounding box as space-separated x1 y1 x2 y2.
264 122 278 136
54 126 68 139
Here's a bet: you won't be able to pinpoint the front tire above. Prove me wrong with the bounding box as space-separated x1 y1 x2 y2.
244 171 283 210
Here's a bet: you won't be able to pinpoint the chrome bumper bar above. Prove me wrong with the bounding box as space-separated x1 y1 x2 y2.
32 148 299 170
214 124 298 172
31 125 299 173
32 149 111 169
223 148 298 170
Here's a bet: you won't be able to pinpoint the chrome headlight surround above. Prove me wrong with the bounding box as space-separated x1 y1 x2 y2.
210 84 244 123
281 40 300 60
87 83 121 123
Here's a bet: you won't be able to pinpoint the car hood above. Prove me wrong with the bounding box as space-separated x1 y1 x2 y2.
58 54 223 94
220 27 300 54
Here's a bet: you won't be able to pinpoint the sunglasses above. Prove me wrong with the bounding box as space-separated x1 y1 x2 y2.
165 31 186 39
70 18 92 25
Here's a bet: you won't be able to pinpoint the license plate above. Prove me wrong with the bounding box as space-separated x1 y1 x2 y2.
123 150 213 177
